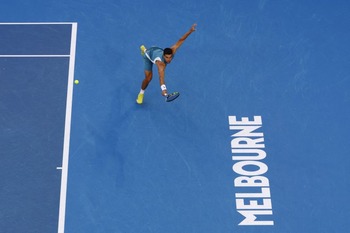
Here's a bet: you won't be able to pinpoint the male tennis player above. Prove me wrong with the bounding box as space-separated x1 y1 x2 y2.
136 23 197 104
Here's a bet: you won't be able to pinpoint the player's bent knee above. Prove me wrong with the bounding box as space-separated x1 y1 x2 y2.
145 72 153 82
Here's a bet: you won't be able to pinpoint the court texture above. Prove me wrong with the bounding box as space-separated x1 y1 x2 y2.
1 1 349 233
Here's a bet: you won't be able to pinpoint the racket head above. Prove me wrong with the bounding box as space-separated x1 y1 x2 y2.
166 92 180 102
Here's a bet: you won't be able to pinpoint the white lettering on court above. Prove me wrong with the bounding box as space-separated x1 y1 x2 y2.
228 116 274 226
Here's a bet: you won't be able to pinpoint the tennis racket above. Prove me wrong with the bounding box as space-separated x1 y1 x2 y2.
166 92 180 102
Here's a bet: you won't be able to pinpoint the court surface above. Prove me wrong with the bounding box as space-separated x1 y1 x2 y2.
0 23 76 233
1 1 350 233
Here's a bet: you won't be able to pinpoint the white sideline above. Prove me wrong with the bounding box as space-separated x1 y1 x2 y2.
57 22 78 233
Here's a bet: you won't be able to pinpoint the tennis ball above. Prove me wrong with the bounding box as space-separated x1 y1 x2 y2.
74 80 79 84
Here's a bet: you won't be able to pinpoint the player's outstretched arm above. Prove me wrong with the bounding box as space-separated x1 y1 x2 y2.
156 61 168 96
171 23 197 55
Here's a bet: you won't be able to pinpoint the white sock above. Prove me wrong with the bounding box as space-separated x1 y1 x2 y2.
139 89 145 94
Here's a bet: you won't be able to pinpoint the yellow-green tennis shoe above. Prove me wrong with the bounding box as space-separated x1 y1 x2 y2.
140 45 146 56
136 93 144 104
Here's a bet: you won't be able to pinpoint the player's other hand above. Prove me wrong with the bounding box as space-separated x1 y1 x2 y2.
190 23 197 32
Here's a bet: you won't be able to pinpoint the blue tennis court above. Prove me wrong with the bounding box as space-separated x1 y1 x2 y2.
1 1 350 233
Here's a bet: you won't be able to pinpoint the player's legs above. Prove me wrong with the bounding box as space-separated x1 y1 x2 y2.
141 70 152 90
136 47 154 104
137 56 153 104
136 71 152 104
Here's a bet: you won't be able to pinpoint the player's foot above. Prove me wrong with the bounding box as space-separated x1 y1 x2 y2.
140 45 146 56
136 93 144 104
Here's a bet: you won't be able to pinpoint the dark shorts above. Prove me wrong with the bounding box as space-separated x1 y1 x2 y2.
143 47 164 71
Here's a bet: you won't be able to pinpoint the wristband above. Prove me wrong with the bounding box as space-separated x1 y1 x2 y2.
161 84 167 91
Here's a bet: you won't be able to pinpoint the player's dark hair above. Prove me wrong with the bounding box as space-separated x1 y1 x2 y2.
163 48 173 55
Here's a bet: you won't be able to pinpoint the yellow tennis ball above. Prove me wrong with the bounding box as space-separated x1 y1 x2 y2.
74 80 79 84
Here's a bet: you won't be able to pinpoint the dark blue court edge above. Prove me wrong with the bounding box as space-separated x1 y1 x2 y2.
0 24 72 55
0 23 73 233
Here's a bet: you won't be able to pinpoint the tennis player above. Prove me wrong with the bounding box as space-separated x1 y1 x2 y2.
136 23 197 104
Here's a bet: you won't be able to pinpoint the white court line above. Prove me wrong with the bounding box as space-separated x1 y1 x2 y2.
0 55 70 57
57 22 78 233
0 22 76 25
